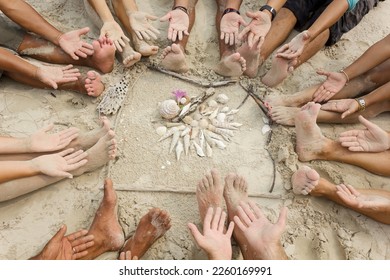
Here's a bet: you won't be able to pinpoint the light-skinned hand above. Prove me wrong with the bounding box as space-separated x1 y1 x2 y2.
128 11 160 40
220 12 247 46
313 70 348 103
320 98 359 119
160 9 189 42
238 11 271 48
58 27 94 60
276 30 311 60
36 64 80 89
100 21 130 52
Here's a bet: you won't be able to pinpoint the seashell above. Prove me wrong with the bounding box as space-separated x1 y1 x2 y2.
262 125 271 135
181 126 191 137
182 116 193 125
203 131 215 147
208 124 234 137
206 142 213 157
199 130 205 149
220 106 229 113
179 96 190 105
193 113 202 121
160 100 180 120
178 103 191 117
208 100 218 108
229 122 243 127
208 108 219 120
199 118 209 129
193 141 205 157
205 130 223 141
216 93 229 104
158 127 178 142
191 127 199 139
213 139 226 150
202 107 215 116
190 120 199 127
226 116 234 123
169 131 180 153
177 125 186 130
216 113 226 123
155 126 167 136
176 140 184 160
262 117 270 125
183 134 190 155
227 109 239 115
198 104 207 114
205 87 215 96
211 119 237 130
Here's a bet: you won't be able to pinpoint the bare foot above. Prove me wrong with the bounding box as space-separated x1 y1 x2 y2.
238 42 260 78
295 102 331 162
90 38 116 74
291 166 320 195
196 169 224 221
120 208 171 259
133 39 159 57
81 178 125 259
261 56 297 87
215 52 246 78
71 130 116 176
84 71 104 97
161 43 189 73
269 106 300 126
69 117 111 150
223 173 248 221
120 42 141 67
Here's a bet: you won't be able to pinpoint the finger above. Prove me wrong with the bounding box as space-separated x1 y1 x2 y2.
79 46 94 56
241 201 257 222
145 29 158 40
341 110 352 119
81 42 94 51
187 223 203 242
149 26 160 35
224 33 230 45
172 30 178 42
349 146 364 152
276 44 289 54
41 123 55 133
72 240 94 253
248 32 254 48
211 207 222 230
233 215 247 231
66 151 88 165
238 26 250 40
229 33 235 46
114 40 123 52
248 201 265 220
61 64 75 71
225 221 234 238
141 31 151 41
345 184 361 197
77 27 90 36
339 130 359 138
135 31 143 40
52 225 67 242
118 38 126 48
358 115 378 131
119 252 126 260
239 17 248 27
276 207 288 230
64 149 85 161
167 27 173 41
66 229 88 242
160 13 171 22
58 148 75 157
73 250 89 260
316 69 330 77
236 205 252 226
257 36 265 50
65 159 88 173
203 207 213 229
146 14 158 21
59 127 79 140
218 211 227 232
178 30 183 41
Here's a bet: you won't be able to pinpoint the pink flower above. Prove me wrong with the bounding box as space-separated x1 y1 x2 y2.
172 89 187 101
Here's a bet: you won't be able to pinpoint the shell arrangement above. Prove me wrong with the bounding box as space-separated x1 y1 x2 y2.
156 89 242 161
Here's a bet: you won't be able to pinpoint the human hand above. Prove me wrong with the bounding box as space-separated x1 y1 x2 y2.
100 21 130 52
119 251 138 260
28 124 79 153
220 12 247 46
339 115 390 152
128 11 160 40
276 30 311 60
160 9 189 41
58 27 94 60
188 207 234 260
36 64 80 89
238 11 271 48
31 148 87 178
313 70 348 103
32 225 94 260
233 201 287 260
336 184 390 210
320 98 359 119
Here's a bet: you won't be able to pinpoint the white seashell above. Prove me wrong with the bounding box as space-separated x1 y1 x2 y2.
208 100 218 108
181 126 191 137
226 116 234 123
177 125 186 130
199 130 205 149
208 108 219 120
191 127 199 140
166 122 183 128
198 104 207 114
155 126 167 136
205 130 223 141
199 118 209 129
179 97 188 105
205 87 215 96
182 116 193 125
158 127 178 142
193 141 205 157
176 140 184 160
227 109 239 115
183 134 190 155
190 120 199 127
206 142 213 157
208 124 234 137
178 103 191 117
193 113 202 121
262 117 269 125
213 139 226 149
262 125 271 135
160 100 180 120
211 119 238 130
203 131 215 147
169 131 180 153
220 106 230 113
216 113 226 123
216 93 229 104
229 122 243 127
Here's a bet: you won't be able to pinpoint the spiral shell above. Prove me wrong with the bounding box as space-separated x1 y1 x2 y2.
159 100 180 120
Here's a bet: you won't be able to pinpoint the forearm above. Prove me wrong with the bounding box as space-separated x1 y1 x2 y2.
173 0 190 9
265 0 287 11
343 35 390 80
362 81 390 107
257 242 288 260
122 0 138 12
307 0 348 40
0 161 40 184
87 0 115 22
0 135 32 154
225 0 243 9
0 48 38 81
0 0 62 45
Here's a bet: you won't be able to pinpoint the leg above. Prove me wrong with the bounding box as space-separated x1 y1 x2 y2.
294 102 390 176
161 0 198 73
292 166 390 224
119 208 171 259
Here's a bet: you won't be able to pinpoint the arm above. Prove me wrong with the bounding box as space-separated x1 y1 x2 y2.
220 0 246 46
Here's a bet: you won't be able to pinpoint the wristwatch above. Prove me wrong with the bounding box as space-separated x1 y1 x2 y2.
355 98 366 111
259 5 276 21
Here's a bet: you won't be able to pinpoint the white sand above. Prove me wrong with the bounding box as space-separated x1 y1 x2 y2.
0 0 389 260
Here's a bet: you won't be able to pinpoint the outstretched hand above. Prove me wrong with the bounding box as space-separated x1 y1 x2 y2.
31 225 94 260
58 27 94 60
36 64 80 89
339 115 390 152
188 207 234 260
238 11 271 48
320 98 359 119
313 70 348 103
100 21 130 52
128 11 160 40
160 9 189 41
220 12 247 46
233 201 287 260
28 124 79 153
276 30 310 60
31 148 88 178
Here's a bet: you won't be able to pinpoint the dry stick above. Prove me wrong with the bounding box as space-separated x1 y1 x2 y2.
239 82 276 193
147 64 237 87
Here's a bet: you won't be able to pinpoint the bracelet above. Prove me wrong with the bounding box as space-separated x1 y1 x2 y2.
173 6 188 15
340 69 350 84
259 5 276 21
222 8 240 17
355 98 366 111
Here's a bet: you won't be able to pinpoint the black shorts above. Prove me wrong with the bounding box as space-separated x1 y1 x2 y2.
283 0 379 46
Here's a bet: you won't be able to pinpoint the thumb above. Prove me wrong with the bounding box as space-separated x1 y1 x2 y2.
42 123 55 133
160 13 171 22
358 115 376 130
77 27 90 36
316 69 330 77
239 17 248 26
187 223 203 243
45 78 58 89
52 225 67 242
146 14 158 21
341 110 351 119
246 11 257 19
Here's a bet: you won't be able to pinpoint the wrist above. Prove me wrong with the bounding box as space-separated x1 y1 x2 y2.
222 8 240 17
29 159 43 175
173 6 188 15
340 69 350 84
354 98 366 111
259 5 276 21
256 241 288 260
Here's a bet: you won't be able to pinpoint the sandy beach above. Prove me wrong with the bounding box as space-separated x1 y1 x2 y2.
0 0 389 260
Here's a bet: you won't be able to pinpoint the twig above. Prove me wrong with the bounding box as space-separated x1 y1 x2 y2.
148 64 237 87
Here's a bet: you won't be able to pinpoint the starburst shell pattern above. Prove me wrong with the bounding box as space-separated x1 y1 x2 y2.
156 89 242 161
